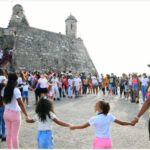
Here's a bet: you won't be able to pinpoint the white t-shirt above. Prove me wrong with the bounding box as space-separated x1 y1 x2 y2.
91 76 98 85
34 112 57 131
22 84 29 92
129 78 132 86
98 76 102 83
141 77 149 86
0 75 7 83
0 51 3 59
68 78 73 86
73 77 81 87
2 87 21 111
88 113 116 138
28 75 32 82
38 77 48 88
17 77 23 85
51 77 59 86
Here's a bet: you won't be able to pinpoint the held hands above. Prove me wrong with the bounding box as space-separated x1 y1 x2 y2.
131 117 139 126
129 121 136 126
25 116 35 123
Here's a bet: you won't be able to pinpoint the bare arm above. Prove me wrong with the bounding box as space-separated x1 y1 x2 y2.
136 96 150 118
17 98 28 117
70 122 90 130
17 98 34 122
53 118 70 127
114 119 133 126
131 96 150 125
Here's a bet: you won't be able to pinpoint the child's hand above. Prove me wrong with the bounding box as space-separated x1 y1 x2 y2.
69 125 76 130
25 116 35 123
131 117 138 126
130 121 135 126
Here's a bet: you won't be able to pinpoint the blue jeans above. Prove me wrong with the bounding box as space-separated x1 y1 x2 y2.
141 85 147 101
37 130 53 149
0 106 5 138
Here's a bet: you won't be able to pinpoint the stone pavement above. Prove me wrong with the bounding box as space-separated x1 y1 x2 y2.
1 91 150 149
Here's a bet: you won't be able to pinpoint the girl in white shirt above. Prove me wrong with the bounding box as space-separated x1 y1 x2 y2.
26 96 71 149
70 100 133 149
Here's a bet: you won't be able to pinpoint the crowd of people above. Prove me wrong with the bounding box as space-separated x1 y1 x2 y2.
0 68 150 149
2 70 149 105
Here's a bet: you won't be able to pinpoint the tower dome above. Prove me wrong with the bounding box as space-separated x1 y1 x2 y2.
65 14 77 22
8 4 29 27
13 4 23 12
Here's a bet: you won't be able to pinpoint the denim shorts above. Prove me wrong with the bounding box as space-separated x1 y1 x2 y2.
22 91 28 98
37 130 53 149
108 84 112 90
132 83 138 90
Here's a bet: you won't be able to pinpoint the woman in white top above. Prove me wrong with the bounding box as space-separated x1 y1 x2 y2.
70 100 133 149
35 74 48 97
2 73 30 149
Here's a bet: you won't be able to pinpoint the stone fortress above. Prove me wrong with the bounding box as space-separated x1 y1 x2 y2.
0 4 97 74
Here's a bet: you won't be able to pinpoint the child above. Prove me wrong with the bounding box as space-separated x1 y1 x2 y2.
70 100 133 149
26 96 71 149
22 81 32 108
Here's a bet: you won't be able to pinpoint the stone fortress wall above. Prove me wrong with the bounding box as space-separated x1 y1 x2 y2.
0 4 97 74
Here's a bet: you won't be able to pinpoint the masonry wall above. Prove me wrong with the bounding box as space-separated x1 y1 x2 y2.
12 26 97 73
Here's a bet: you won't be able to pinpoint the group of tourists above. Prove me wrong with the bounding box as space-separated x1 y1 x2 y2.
0 68 150 149
100 73 150 104
4 70 150 105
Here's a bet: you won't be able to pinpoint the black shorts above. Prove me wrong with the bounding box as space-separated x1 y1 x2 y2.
35 88 40 96
38 88 48 95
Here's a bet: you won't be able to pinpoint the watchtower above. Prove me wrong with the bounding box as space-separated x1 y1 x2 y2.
65 14 77 38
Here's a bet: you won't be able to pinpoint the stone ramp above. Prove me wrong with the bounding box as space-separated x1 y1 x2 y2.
1 92 150 149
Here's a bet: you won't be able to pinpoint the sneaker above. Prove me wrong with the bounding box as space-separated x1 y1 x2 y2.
1 137 6 141
0 135 2 139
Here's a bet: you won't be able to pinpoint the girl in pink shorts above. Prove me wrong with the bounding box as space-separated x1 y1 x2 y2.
70 100 134 149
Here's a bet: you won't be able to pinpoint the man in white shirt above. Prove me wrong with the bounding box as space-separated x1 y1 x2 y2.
140 73 149 102
73 74 81 98
51 74 60 100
